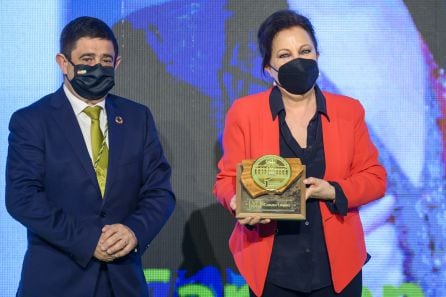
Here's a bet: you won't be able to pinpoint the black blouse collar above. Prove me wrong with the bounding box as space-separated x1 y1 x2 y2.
269 85 329 121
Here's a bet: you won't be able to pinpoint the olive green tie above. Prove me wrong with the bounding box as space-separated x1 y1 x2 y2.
83 106 108 197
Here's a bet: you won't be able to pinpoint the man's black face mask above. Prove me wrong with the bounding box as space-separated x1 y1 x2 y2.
66 58 115 100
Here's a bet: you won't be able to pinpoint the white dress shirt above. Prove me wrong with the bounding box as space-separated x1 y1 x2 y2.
63 84 108 163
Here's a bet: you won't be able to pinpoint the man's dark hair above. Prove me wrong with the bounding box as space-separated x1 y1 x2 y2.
60 16 119 60
257 10 318 73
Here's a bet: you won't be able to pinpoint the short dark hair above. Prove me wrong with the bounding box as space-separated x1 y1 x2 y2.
257 10 318 72
60 16 119 60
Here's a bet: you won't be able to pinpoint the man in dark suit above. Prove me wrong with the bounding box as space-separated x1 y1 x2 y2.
5 16 175 297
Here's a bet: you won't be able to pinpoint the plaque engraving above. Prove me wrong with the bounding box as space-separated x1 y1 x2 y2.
236 155 306 220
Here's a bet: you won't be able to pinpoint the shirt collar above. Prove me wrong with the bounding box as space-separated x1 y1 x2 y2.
63 84 106 116
269 85 329 121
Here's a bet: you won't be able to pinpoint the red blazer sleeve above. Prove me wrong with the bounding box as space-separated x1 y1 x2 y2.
328 99 386 208
214 101 245 213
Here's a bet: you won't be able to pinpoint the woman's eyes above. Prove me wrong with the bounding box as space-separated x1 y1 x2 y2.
278 49 312 59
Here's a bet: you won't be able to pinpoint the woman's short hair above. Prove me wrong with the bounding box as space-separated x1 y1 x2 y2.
257 10 318 72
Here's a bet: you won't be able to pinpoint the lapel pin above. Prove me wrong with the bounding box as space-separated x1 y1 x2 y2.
115 116 124 124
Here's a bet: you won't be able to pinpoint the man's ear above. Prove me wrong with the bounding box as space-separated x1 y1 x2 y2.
114 56 122 69
56 53 69 75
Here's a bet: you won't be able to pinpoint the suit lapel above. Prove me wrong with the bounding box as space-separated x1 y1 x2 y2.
104 96 125 198
49 87 100 195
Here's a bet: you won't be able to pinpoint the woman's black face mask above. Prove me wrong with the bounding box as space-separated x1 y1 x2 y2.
270 58 319 95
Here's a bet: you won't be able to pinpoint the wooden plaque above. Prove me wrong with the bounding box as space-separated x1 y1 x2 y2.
236 156 306 220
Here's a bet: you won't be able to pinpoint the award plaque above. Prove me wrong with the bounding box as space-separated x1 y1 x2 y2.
236 155 306 220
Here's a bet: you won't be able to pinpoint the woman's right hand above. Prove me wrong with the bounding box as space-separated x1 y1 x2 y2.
230 195 271 226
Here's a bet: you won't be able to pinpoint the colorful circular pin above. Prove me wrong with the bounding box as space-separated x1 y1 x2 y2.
115 116 123 124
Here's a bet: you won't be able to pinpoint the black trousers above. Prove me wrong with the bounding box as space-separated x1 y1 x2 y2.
250 270 362 297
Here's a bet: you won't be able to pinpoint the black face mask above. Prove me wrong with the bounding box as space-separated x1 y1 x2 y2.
66 59 115 100
270 58 319 95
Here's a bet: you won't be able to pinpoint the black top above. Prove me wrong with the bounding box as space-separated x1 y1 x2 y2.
266 86 348 292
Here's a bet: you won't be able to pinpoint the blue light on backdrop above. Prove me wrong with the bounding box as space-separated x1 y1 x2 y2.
0 1 60 296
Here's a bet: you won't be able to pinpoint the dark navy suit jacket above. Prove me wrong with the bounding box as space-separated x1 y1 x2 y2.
6 86 175 297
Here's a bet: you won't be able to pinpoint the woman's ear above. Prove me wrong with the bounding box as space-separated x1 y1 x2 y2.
264 65 273 78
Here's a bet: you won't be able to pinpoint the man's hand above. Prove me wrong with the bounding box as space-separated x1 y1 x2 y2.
96 224 138 261
94 242 115 262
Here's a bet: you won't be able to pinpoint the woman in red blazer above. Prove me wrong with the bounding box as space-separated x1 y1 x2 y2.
214 10 386 297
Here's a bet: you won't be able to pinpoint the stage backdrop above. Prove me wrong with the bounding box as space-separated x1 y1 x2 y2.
1 1 445 297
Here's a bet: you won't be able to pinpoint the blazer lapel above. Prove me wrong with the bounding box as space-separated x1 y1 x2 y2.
321 94 342 182
321 94 341 221
104 97 125 198
49 87 100 195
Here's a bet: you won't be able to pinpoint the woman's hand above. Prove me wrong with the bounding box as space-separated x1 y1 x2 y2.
230 195 271 225
303 177 335 201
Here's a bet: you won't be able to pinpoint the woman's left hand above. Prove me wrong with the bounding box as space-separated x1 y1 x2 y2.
303 177 335 201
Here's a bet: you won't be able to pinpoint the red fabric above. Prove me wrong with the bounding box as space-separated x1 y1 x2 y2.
214 88 386 296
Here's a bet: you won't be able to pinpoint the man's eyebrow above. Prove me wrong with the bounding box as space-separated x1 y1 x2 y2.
78 53 95 58
102 53 114 59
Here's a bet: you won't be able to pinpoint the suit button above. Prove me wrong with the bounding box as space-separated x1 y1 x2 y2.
100 211 106 218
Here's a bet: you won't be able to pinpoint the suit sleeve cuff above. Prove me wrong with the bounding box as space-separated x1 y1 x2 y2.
69 224 102 268
123 191 176 256
326 181 348 216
